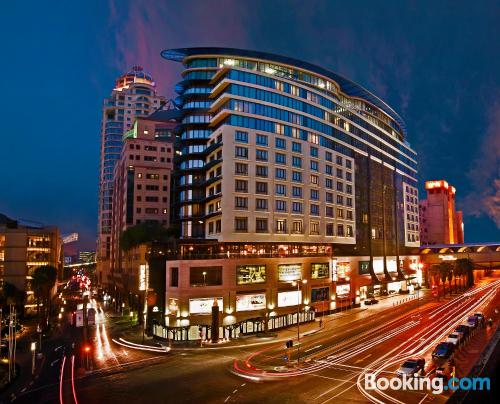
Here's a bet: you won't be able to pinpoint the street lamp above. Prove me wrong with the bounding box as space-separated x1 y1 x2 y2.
202 271 207 286
291 279 307 364
31 342 36 375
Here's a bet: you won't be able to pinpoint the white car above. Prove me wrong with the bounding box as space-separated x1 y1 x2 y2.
446 332 461 346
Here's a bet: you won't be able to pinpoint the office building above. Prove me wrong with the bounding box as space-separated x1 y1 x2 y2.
419 180 464 244
158 48 420 333
97 66 166 288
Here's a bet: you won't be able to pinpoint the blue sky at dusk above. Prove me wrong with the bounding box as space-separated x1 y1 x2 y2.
1 0 499 250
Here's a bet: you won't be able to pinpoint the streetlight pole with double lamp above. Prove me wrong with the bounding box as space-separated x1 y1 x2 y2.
291 279 307 364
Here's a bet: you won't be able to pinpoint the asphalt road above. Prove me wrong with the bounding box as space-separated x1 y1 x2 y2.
9 278 499 404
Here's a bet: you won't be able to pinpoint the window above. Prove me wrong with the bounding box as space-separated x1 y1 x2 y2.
292 186 302 198
292 220 303 234
310 174 319 185
216 220 221 232
292 171 302 183
310 204 319 215
311 263 329 279
276 200 287 212
346 197 353 207
292 142 302 153
256 198 268 210
235 179 248 192
336 168 343 178
292 201 303 213
310 146 318 157
235 131 248 143
346 210 353 220
256 218 268 233
325 151 332 161
276 184 287 196
235 217 248 232
235 146 248 159
326 223 334 236
256 149 268 161
337 195 344 205
275 137 286 149
236 265 266 285
256 165 268 177
310 189 319 200
256 134 268 145
325 165 333 175
326 192 333 203
170 267 179 287
310 160 319 171
256 181 268 194
275 168 287 179
326 206 334 217
346 225 353 237
346 159 352 169
276 219 287 233
337 208 344 218
336 155 343 165
346 184 353 194
337 182 344 192
208 222 214 234
337 224 345 236
235 162 248 175
310 221 319 235
235 197 248 209
292 156 302 168
275 153 286 164
190 266 222 286
346 172 353 182
326 178 333 189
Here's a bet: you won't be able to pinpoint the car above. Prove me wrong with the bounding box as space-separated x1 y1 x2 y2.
473 313 485 326
433 367 449 382
467 316 478 328
396 358 425 377
432 342 455 359
446 332 462 346
364 298 379 305
455 325 470 338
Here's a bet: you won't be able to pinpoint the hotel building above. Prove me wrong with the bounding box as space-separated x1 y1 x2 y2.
419 180 464 245
159 48 420 334
97 66 166 288
0 213 63 313
109 111 177 302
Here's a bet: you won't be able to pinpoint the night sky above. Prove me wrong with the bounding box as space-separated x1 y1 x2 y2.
1 0 499 251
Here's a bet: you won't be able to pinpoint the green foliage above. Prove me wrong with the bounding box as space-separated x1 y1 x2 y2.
120 222 179 251
455 258 474 287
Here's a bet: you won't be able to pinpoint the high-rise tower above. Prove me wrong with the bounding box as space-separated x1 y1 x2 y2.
97 66 165 287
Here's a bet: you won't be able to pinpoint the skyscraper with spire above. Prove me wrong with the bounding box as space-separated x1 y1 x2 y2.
97 66 165 287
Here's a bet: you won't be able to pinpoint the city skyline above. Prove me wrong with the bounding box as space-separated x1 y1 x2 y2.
1 0 499 250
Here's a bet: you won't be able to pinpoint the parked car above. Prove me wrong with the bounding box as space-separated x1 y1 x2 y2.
455 325 470 338
432 342 455 359
446 332 462 346
396 358 425 377
364 298 379 305
434 367 449 382
466 316 479 328
473 313 485 326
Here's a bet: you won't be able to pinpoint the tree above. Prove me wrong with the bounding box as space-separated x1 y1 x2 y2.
32 265 57 326
437 262 453 298
120 223 179 252
455 258 474 288
447 268 454 294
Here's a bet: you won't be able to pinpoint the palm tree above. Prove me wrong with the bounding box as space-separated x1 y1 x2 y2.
447 269 454 294
32 265 57 326
437 262 452 298
455 258 474 289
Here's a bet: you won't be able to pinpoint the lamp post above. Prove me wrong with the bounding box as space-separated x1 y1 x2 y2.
31 342 36 375
291 279 307 365
202 271 207 286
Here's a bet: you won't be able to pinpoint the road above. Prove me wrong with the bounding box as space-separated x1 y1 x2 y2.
9 279 499 404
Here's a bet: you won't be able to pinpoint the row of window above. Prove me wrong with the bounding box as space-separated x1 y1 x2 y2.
129 154 171 163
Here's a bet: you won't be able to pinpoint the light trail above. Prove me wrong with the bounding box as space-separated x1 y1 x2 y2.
71 355 78 404
59 355 66 404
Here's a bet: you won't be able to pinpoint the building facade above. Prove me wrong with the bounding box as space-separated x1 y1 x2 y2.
159 48 420 331
97 66 166 288
419 180 464 245
109 112 176 298
0 214 63 312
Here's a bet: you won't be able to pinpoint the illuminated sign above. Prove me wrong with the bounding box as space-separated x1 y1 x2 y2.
311 263 329 279
236 265 266 285
311 287 329 302
439 255 457 261
337 262 351 279
236 293 266 312
278 264 302 282
336 284 350 298
425 180 454 193
139 264 148 291
277 291 302 307
189 297 223 314
168 298 178 315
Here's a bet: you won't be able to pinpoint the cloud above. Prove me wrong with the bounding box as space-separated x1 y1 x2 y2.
463 100 500 227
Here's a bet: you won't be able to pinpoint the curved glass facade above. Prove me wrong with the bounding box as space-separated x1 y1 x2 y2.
164 48 418 255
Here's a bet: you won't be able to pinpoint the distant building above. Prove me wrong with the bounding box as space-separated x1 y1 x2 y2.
109 111 177 299
419 180 464 245
0 213 63 312
97 66 166 288
79 251 96 263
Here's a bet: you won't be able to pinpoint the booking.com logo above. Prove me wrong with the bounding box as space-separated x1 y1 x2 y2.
365 374 491 395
